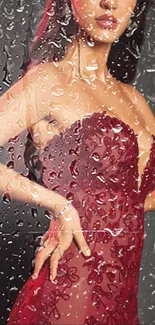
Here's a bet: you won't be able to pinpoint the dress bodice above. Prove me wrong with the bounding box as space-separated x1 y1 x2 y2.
39 110 155 204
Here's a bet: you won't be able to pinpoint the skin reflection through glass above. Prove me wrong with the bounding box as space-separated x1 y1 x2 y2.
0 0 154 325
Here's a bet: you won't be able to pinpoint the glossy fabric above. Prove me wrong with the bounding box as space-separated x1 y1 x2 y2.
8 110 155 325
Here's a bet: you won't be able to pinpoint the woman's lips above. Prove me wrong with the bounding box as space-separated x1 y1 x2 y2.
95 14 118 30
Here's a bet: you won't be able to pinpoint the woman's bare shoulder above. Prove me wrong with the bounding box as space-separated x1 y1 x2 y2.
120 81 155 134
26 61 62 83
120 81 147 107
119 81 140 100
2 61 62 103
0 62 64 146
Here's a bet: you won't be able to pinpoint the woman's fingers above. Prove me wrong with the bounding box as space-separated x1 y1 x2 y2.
32 238 58 279
49 230 73 281
40 221 59 246
72 221 91 257
49 244 64 281
40 231 49 245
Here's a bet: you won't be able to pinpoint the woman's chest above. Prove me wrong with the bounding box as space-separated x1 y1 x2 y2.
29 79 147 152
28 79 155 205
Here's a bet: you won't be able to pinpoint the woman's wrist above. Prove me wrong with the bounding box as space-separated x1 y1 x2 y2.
19 176 73 219
54 199 73 218
39 187 72 217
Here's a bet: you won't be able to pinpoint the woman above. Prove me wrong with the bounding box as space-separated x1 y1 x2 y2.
2 0 155 324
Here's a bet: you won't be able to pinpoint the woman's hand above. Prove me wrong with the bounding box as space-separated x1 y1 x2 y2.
32 202 91 282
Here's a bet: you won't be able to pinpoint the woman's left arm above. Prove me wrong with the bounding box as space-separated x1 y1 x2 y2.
124 84 155 213
144 190 155 212
124 83 155 134
133 87 155 212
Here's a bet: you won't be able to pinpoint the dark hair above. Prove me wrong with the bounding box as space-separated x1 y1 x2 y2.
26 0 153 75
26 0 79 70
108 0 154 82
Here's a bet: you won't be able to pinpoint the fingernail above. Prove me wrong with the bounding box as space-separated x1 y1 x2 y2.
32 273 38 280
50 278 58 284
50 275 53 282
85 249 91 256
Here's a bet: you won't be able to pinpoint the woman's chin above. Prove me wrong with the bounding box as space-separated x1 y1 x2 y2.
85 30 119 44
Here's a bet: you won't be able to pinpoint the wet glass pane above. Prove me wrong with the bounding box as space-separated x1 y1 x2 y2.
0 1 155 324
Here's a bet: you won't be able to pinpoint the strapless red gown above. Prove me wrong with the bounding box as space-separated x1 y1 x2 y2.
8 110 155 325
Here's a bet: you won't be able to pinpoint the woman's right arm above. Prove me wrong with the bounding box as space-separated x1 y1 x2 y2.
0 62 91 279
0 62 66 211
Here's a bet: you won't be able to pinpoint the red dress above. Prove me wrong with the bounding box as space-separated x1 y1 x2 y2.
8 110 155 325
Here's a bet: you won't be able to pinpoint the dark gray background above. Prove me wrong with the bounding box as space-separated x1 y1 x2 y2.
0 1 155 324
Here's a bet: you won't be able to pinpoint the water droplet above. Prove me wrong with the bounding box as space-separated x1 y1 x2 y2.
92 152 100 161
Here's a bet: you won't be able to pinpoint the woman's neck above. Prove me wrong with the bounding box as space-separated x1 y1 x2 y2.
56 33 113 85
